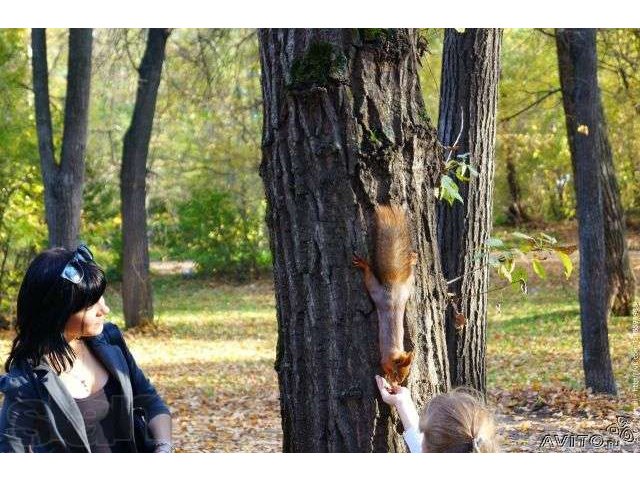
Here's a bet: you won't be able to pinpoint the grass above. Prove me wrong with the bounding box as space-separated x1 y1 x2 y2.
487 275 637 398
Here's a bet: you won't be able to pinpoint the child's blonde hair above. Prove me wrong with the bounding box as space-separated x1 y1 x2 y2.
419 388 497 452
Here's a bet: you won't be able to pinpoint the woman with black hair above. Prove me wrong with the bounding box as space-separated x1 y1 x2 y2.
0 246 172 453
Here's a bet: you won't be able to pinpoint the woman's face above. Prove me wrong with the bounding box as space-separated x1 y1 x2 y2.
64 296 110 340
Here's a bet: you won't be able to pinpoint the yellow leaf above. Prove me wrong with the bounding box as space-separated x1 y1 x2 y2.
555 250 573 279
517 421 532 432
576 124 589 135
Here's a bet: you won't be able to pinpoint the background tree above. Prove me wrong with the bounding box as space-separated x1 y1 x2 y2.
595 100 636 316
557 30 636 316
436 28 502 393
259 28 450 452
31 28 92 249
493 30 573 224
81 29 267 278
121 28 170 328
556 28 617 394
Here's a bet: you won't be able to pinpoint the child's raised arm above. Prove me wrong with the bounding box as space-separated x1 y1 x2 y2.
375 375 423 453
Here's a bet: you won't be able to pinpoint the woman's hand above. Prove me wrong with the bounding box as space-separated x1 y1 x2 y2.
375 375 420 433
148 413 172 452
153 441 173 453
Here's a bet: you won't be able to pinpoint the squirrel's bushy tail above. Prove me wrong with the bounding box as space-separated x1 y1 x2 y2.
374 205 413 285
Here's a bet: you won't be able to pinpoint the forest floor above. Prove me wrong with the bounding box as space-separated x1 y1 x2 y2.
487 222 640 452
0 223 639 452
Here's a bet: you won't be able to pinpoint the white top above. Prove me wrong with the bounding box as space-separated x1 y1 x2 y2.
403 426 424 453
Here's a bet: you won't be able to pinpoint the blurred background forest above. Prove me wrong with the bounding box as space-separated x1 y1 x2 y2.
1 29 639 317
0 28 639 451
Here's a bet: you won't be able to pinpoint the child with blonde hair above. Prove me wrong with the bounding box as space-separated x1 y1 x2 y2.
376 375 498 453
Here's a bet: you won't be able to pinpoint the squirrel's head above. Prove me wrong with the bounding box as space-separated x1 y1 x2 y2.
385 351 414 385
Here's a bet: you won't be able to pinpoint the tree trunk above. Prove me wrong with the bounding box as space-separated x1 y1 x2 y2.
596 102 636 316
259 28 449 452
556 28 617 394
558 32 635 316
32 28 92 249
120 29 170 328
504 143 530 225
436 28 502 394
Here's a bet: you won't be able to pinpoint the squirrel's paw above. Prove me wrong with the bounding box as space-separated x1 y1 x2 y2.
352 254 369 270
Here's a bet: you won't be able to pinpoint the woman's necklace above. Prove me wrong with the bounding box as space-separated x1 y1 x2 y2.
65 340 91 394
68 370 91 393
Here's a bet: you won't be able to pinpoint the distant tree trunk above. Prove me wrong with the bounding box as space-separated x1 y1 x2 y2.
259 28 449 452
32 28 92 249
559 32 635 316
120 29 170 328
504 144 530 225
556 28 617 394
436 28 502 394
596 102 636 316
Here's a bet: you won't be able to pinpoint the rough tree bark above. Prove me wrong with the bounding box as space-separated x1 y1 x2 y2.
31 28 92 249
259 29 450 452
595 102 636 316
557 31 635 316
120 29 170 328
436 29 502 394
556 28 617 394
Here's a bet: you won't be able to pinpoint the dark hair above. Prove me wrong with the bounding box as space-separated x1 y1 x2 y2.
4 247 107 374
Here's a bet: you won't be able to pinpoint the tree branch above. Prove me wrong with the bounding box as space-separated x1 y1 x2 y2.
60 28 93 174
499 88 561 123
535 28 556 39
31 28 57 177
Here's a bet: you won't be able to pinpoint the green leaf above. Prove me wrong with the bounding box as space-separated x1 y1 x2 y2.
439 175 464 206
499 263 512 282
531 258 547 279
512 232 534 241
539 232 558 245
512 265 528 283
444 159 457 170
499 259 515 283
486 237 505 248
555 250 573 279
455 164 470 182
488 254 502 267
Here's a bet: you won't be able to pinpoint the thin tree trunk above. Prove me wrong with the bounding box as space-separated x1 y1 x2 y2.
505 143 530 225
596 102 636 316
436 28 502 394
259 28 449 452
556 28 617 394
120 29 170 328
32 28 92 249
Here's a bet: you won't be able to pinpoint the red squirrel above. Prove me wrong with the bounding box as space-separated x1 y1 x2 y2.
353 204 416 391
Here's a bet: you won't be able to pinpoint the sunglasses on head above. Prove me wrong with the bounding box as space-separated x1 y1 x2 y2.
60 244 94 284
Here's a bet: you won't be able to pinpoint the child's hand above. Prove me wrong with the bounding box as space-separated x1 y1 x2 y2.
375 375 411 407
375 375 420 432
